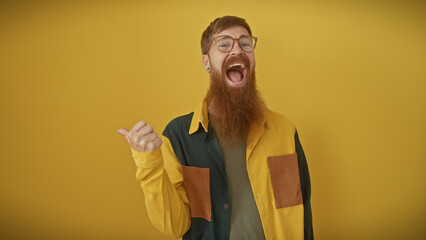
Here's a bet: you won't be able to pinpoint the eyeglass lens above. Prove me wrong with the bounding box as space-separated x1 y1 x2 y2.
216 36 254 52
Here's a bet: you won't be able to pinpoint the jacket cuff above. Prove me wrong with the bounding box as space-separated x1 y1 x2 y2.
131 147 164 168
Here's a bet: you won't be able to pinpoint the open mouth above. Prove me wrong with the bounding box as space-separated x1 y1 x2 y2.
225 63 247 87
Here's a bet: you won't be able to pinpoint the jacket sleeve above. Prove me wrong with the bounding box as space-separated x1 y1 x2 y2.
295 130 314 240
131 134 191 239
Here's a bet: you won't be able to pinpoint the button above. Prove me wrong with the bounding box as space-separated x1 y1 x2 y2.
224 203 229 209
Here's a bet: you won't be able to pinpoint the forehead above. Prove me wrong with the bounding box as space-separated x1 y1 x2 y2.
214 25 250 38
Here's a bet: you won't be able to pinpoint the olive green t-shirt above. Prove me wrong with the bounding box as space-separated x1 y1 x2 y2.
219 138 266 240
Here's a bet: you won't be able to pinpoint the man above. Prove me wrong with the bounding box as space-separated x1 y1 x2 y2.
118 16 313 240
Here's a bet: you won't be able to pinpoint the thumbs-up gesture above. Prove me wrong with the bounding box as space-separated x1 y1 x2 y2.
117 120 163 152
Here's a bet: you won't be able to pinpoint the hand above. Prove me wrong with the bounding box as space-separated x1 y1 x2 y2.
117 120 163 152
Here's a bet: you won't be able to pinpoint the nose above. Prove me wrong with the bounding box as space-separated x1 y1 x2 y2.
230 39 244 55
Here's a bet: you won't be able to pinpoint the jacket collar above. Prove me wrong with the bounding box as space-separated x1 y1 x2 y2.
189 98 209 134
188 98 269 135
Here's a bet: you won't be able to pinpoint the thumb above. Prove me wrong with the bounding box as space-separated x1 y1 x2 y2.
117 128 130 138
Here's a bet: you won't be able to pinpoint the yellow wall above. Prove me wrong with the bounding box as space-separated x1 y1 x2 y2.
1 1 425 239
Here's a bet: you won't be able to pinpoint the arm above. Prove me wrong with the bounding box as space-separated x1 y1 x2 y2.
295 130 314 240
118 122 191 239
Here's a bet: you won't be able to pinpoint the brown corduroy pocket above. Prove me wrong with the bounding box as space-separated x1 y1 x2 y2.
180 165 211 221
267 153 303 209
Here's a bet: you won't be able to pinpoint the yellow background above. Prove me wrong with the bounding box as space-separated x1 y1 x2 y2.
1 0 425 239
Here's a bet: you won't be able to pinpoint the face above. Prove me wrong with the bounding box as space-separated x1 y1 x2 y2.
203 25 266 147
203 25 256 88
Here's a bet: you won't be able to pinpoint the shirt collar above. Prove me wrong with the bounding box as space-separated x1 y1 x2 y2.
189 98 209 134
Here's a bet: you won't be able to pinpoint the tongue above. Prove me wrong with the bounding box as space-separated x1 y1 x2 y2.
227 70 243 82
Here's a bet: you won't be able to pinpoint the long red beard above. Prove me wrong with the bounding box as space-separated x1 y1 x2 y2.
205 55 266 148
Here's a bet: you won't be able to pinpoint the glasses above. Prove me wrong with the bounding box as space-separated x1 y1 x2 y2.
207 35 258 53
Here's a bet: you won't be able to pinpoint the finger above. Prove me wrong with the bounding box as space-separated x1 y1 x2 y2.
152 137 163 149
117 128 130 143
130 120 147 134
117 128 129 137
145 137 163 151
138 131 158 144
136 124 154 137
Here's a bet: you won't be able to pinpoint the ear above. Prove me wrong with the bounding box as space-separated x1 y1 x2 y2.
202 55 210 72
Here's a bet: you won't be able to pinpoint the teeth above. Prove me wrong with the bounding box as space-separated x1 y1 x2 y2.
228 63 245 69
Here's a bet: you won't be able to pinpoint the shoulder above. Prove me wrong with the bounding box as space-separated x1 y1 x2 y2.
265 109 296 135
162 112 194 137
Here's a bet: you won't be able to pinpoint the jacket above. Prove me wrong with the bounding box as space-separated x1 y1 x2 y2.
131 99 314 240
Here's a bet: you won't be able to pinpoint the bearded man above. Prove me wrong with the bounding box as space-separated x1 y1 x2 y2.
118 16 314 240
